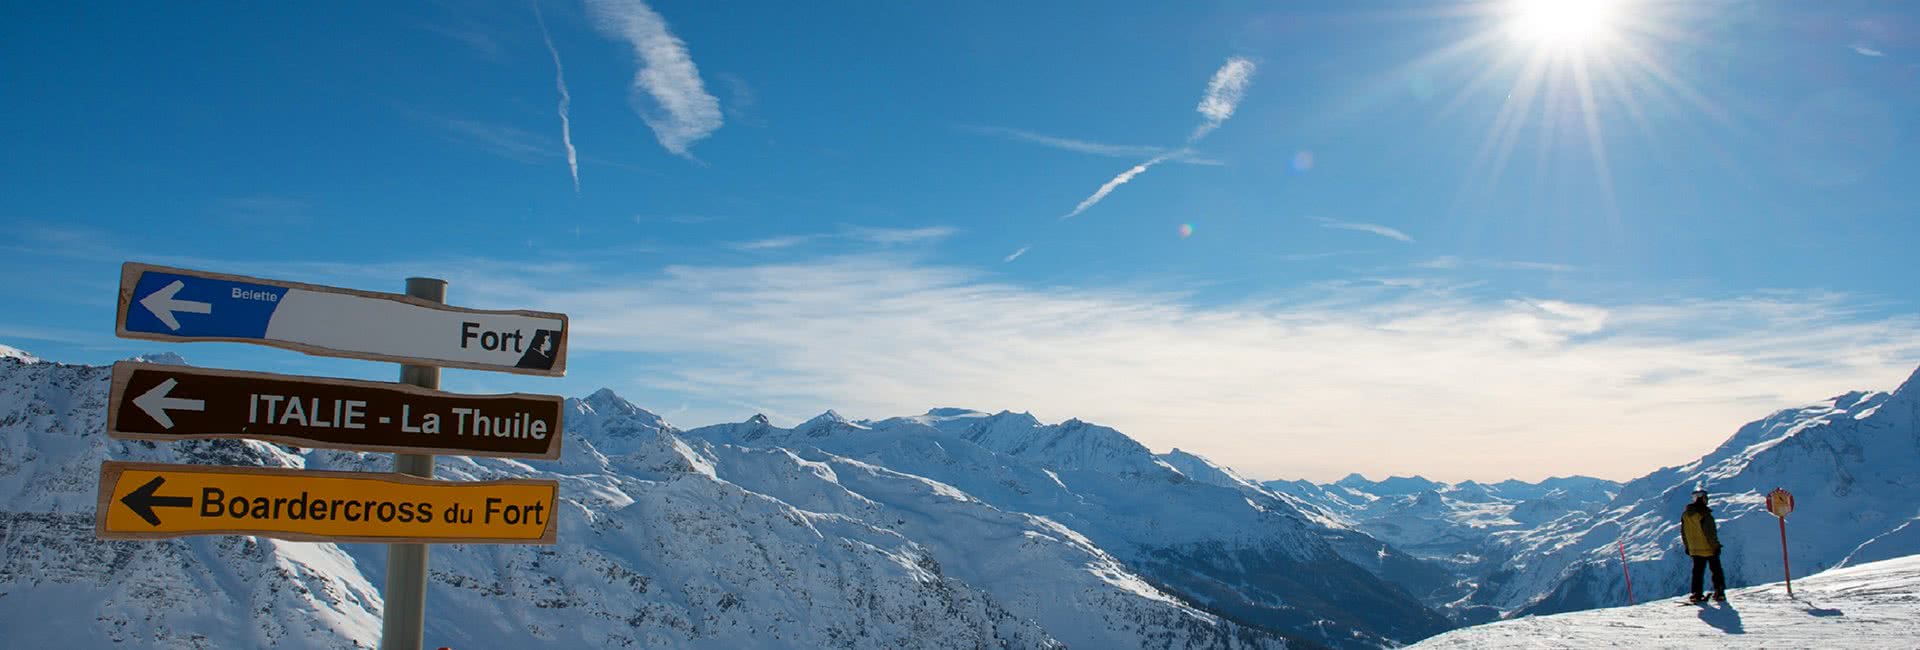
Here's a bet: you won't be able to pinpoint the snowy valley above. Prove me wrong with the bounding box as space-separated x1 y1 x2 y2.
1271 364 1920 627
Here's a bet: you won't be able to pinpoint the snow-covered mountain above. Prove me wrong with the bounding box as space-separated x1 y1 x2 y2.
1412 554 1920 649
1261 471 1618 621
0 349 1453 649
1464 366 1920 617
686 407 1453 646
1264 474 1619 559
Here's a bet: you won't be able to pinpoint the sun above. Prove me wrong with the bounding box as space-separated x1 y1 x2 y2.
1507 0 1621 51
1376 0 1723 225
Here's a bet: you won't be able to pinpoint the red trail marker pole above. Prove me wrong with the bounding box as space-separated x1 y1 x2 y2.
1768 487 1796 598
1778 517 1793 597
1617 539 1634 605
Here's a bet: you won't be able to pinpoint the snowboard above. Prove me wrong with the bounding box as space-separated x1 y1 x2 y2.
1676 596 1727 606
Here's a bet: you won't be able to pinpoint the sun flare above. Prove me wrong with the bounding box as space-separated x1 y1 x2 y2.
1383 0 1725 232
1507 0 1620 50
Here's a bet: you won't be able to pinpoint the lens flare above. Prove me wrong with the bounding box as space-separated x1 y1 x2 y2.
1290 151 1315 172
1178 223 1194 238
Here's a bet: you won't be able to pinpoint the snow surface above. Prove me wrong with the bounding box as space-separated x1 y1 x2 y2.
1412 554 1920 649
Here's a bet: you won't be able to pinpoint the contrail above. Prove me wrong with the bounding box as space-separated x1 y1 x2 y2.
1190 57 1255 142
533 0 579 192
1062 153 1172 219
1056 57 1257 220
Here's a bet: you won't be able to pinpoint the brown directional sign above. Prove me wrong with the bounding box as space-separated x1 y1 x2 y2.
96 461 558 544
107 362 564 459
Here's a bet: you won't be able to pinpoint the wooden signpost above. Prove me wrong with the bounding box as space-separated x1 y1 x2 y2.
96 461 559 544
102 263 572 650
106 362 564 459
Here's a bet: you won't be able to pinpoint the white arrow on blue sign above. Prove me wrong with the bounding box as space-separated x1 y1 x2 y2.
116 262 569 376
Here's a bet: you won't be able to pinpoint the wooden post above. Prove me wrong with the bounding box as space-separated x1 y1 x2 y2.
381 277 445 650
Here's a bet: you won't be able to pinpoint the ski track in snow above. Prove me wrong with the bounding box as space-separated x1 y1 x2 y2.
1413 554 1920 649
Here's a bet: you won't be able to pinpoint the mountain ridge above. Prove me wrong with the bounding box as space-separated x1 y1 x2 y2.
0 350 1436 648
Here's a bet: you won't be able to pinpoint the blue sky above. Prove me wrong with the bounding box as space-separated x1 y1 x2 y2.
3 1 1917 482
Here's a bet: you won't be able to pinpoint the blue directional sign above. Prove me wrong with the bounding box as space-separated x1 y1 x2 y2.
115 263 569 376
123 270 288 339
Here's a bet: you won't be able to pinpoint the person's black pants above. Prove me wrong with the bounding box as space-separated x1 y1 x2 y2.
1691 554 1726 597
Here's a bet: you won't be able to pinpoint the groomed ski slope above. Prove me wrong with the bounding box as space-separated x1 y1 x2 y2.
1412 554 1920 649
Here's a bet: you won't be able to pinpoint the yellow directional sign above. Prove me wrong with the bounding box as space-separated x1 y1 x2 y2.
96 461 558 544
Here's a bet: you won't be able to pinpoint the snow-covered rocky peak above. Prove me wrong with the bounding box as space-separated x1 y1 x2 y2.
1682 388 1891 478
925 406 984 417
569 388 668 430
1443 481 1498 502
1506 476 1618 501
1159 448 1264 492
0 344 40 364
866 408 1173 478
128 351 189 366
879 407 996 434
1892 365 1920 397
562 388 674 461
690 413 781 446
956 415 1170 477
1337 473 1445 496
795 409 867 438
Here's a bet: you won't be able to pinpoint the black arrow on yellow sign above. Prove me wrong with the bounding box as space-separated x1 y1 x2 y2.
120 475 192 526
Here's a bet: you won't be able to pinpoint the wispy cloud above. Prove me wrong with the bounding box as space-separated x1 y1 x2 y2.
731 225 957 251
423 255 1920 482
1851 44 1885 57
634 213 726 225
1003 246 1030 263
533 0 580 192
211 196 313 226
1061 57 1256 219
1273 250 1362 262
844 226 957 245
1416 256 1575 273
717 73 764 127
1190 57 1256 142
427 116 560 162
426 24 501 58
585 0 722 157
963 126 1222 165
1315 217 1413 242
732 234 818 251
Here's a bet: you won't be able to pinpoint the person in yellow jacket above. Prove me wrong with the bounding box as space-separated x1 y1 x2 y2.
1681 488 1727 602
